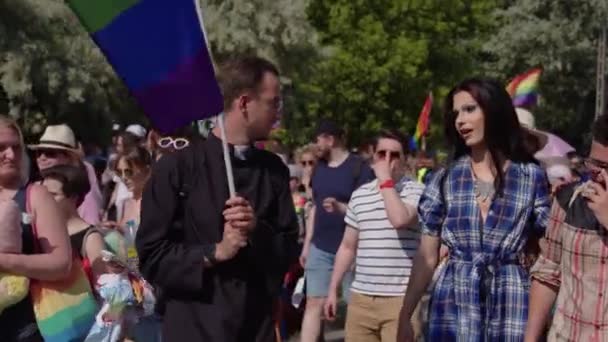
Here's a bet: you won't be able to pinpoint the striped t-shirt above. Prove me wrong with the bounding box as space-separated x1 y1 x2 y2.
345 178 425 296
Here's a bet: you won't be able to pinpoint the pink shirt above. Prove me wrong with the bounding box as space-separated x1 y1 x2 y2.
78 161 102 225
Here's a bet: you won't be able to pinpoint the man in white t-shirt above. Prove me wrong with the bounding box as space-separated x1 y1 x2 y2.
324 129 425 342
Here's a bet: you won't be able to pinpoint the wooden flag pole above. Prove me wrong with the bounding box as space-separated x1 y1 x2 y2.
194 0 236 198
421 135 427 152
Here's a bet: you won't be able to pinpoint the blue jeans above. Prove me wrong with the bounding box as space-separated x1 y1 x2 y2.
305 244 353 302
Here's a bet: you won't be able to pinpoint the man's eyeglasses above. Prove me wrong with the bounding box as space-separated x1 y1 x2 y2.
584 157 608 171
375 150 401 161
157 137 189 150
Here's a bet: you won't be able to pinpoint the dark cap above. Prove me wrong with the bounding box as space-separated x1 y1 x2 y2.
315 119 345 138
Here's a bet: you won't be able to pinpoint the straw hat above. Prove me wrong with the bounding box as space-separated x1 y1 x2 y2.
28 124 78 153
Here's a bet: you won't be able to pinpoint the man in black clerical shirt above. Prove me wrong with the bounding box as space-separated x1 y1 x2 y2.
136 56 299 342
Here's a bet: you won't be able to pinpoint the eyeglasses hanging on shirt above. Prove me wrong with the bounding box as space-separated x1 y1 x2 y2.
157 137 190 150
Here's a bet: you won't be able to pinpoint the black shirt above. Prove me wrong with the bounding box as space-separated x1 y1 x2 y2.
136 133 299 342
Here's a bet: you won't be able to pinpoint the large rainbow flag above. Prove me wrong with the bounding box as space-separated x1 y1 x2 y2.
506 68 542 108
67 0 224 133
410 92 433 151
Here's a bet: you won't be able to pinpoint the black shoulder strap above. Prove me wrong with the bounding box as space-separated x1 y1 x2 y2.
351 156 363 191
555 183 577 211
14 187 26 214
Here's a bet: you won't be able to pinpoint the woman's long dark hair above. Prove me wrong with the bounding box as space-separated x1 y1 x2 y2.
444 78 537 193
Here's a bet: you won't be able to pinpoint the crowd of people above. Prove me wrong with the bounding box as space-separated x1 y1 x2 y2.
0 55 606 342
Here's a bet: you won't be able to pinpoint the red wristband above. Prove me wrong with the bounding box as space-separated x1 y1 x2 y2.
379 179 395 189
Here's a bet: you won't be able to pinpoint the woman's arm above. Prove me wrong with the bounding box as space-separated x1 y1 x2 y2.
397 234 440 341
0 185 71 281
400 234 440 317
84 231 107 278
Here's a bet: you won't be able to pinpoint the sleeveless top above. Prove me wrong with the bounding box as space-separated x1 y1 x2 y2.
0 187 43 342
70 226 94 259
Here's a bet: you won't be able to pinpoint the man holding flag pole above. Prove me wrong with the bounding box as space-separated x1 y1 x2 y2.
65 0 299 341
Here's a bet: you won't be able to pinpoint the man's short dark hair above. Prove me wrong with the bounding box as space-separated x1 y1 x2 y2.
41 163 91 207
374 129 410 155
218 56 280 110
315 119 345 139
592 114 608 146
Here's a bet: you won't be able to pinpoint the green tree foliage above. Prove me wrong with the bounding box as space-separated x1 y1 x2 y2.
482 0 606 148
0 0 142 144
200 0 321 147
295 0 499 147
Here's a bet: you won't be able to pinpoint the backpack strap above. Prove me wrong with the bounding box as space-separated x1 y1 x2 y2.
351 156 363 191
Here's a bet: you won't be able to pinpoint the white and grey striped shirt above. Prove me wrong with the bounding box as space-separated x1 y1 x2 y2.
345 178 425 296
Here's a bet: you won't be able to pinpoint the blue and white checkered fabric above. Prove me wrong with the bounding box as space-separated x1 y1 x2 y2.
419 156 551 341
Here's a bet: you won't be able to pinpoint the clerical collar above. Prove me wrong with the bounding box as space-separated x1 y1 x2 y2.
233 145 250 160
207 133 255 160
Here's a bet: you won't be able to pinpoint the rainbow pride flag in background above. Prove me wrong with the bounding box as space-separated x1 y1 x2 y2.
410 92 433 151
67 0 224 133
506 68 542 108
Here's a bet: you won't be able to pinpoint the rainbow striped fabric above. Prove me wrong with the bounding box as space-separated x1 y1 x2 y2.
506 68 542 107
67 0 224 133
410 92 433 150
31 258 97 342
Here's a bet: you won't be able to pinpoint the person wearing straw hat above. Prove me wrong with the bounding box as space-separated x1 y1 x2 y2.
29 124 103 225
136 56 299 342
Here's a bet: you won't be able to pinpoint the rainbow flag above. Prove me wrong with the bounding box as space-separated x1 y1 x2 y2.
67 0 224 133
506 68 542 107
410 92 433 150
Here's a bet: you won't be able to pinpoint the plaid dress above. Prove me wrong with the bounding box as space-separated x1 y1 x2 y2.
419 157 551 341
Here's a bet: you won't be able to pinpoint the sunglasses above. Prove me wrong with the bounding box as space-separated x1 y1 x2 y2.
116 167 134 179
36 149 65 159
300 160 315 167
158 137 189 150
376 150 401 161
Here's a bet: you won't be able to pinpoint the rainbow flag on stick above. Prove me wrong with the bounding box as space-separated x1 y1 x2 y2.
67 0 224 133
410 92 433 151
506 68 542 108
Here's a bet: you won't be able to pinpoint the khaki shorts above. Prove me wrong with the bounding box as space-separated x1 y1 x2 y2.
345 292 423 342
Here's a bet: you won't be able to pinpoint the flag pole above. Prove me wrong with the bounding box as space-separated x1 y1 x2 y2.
194 0 236 197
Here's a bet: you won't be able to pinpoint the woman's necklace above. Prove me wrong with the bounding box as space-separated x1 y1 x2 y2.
471 163 496 203
474 179 495 203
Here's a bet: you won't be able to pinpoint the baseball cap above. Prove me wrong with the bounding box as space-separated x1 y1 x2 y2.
315 119 345 138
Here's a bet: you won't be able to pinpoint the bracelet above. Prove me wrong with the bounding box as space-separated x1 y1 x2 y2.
379 179 395 189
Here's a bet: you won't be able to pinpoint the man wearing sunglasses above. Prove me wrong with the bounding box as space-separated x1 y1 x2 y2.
323 129 424 342
136 56 299 342
526 114 608 341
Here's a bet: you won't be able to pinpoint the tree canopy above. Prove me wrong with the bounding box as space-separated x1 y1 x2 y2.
0 0 604 151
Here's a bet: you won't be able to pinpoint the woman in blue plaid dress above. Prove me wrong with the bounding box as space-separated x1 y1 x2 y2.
397 79 551 341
